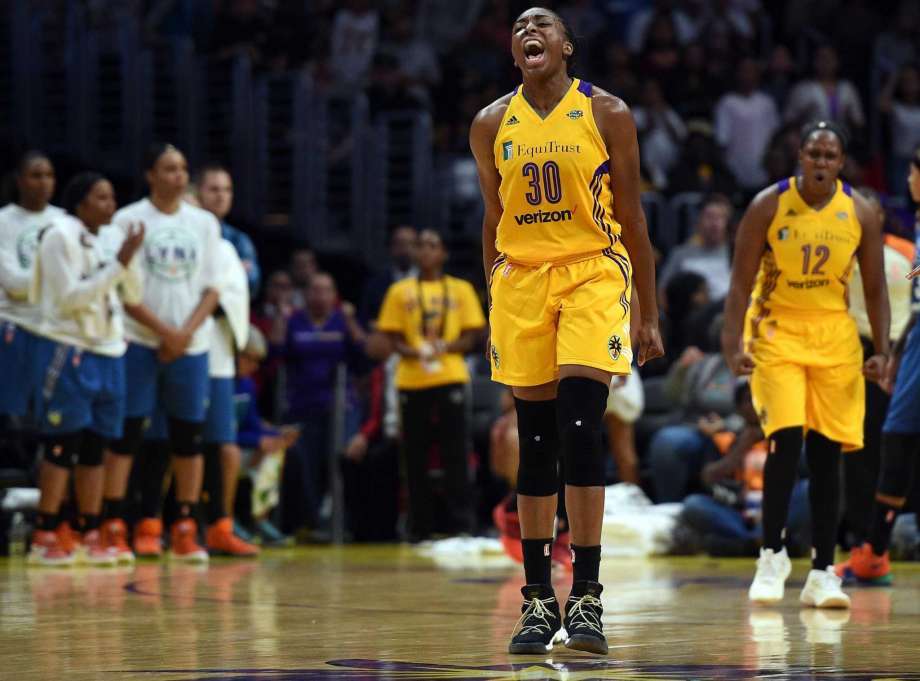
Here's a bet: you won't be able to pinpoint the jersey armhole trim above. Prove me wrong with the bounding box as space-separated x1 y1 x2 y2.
776 178 791 194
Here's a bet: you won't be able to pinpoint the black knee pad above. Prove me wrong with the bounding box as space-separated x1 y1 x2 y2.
43 432 82 469
168 417 203 458
878 432 917 500
111 416 146 457
514 397 560 497
77 429 106 467
557 377 609 487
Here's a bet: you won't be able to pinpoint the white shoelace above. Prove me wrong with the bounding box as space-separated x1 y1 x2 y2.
514 596 558 637
566 594 603 633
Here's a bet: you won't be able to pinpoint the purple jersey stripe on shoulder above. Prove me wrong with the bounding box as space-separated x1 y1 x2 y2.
776 178 790 194
577 80 593 97
842 181 853 196
513 85 520 96
593 160 610 178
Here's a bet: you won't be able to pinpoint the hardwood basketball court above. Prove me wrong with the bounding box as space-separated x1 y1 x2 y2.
2 547 919 680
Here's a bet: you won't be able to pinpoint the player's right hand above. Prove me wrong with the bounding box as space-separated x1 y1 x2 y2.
117 221 145 266
728 351 755 376
636 321 664 366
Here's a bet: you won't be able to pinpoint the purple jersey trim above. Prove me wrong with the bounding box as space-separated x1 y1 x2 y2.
577 80 593 97
776 178 791 194
593 160 610 178
842 181 853 196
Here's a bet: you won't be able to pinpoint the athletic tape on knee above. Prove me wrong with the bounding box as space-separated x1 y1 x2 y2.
43 432 82 469
110 416 145 457
169 417 203 457
77 429 106 467
878 432 916 500
514 397 560 497
557 377 609 487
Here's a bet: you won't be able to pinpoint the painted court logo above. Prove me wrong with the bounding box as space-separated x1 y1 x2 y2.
502 141 513 161
608 335 623 361
145 226 200 282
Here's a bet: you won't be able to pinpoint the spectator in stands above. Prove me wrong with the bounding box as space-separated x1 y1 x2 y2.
672 43 721 121
359 225 418 328
207 0 271 63
341 363 400 541
658 194 733 301
871 0 919 78
251 270 294 420
667 121 738 197
606 373 645 485
327 0 379 91
235 325 299 546
598 43 640 106
680 381 811 557
415 0 486 56
784 45 865 133
196 163 261 296
288 247 318 310
639 12 683 95
627 0 695 54
367 52 426 115
277 271 364 535
879 63 920 198
763 44 797 110
715 57 780 191
634 79 686 190
762 123 802 186
377 14 441 108
648 340 739 503
372 229 486 541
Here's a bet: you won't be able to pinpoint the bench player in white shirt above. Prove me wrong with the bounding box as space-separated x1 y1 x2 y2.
27 172 144 567
0 151 64 419
102 144 222 563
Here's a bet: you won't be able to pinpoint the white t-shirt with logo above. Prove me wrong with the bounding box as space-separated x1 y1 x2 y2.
0 203 66 331
113 198 221 355
31 216 143 357
209 239 249 379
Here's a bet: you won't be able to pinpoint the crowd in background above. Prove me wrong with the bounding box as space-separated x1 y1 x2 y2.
2 0 920 561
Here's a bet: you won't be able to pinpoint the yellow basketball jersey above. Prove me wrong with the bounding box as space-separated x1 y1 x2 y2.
749 177 861 328
492 78 629 268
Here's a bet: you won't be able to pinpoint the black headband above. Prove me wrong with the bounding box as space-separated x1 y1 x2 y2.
800 120 848 153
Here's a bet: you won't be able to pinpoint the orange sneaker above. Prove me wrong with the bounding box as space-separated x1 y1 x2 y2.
206 518 260 557
170 518 209 563
849 542 892 585
101 518 135 564
80 529 118 567
28 530 75 567
133 518 164 558
56 521 79 554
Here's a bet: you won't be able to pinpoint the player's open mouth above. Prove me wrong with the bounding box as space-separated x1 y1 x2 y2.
523 39 546 67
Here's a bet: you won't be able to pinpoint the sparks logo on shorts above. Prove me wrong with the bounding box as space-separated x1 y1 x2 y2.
502 141 513 161
566 109 583 119
505 115 520 126
490 344 500 368
145 225 200 282
513 208 574 225
608 335 623 361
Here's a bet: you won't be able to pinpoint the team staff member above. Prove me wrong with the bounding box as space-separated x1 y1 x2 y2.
722 121 889 609
27 173 144 566
103 143 221 563
0 151 63 419
470 7 663 655
374 230 485 542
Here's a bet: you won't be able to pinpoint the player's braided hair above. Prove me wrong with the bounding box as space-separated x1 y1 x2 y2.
799 120 849 154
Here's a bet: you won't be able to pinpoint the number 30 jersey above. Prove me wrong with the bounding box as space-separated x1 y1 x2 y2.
492 78 629 266
750 177 862 317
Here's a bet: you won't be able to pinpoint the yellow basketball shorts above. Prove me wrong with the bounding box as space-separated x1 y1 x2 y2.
744 308 864 451
488 254 633 386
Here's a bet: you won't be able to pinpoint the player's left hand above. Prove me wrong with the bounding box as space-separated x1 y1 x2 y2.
636 321 664 366
863 353 888 385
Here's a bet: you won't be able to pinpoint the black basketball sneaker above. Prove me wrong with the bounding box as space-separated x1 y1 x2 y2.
508 584 566 654
563 580 608 654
